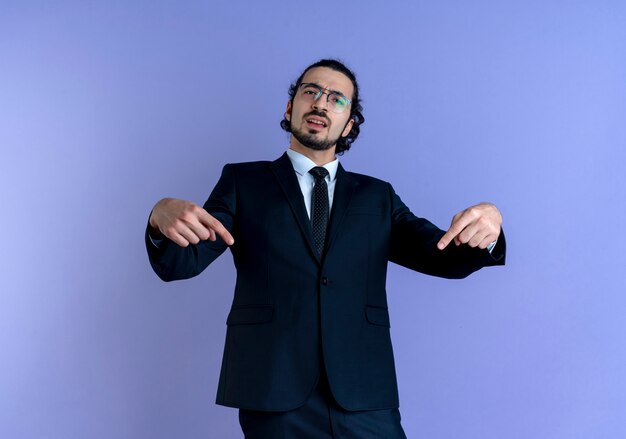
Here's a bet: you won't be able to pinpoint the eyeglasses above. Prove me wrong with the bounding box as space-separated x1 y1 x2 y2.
298 83 352 114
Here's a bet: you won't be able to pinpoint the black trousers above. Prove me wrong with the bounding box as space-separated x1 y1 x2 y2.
238 371 407 439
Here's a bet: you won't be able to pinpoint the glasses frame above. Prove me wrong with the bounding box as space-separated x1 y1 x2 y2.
298 83 352 114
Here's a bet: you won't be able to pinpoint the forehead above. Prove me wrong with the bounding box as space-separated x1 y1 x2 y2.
301 67 354 98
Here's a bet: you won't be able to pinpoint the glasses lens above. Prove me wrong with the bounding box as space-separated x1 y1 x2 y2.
300 85 320 102
329 93 348 113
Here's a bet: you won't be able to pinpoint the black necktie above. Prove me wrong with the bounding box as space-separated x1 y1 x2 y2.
309 166 329 256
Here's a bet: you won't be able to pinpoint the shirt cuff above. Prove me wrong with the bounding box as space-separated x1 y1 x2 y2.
148 230 164 248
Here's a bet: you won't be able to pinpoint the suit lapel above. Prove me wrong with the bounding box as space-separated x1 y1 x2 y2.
269 153 319 262
325 163 357 256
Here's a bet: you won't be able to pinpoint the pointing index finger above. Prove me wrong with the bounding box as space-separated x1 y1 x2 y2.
437 212 472 250
198 209 235 246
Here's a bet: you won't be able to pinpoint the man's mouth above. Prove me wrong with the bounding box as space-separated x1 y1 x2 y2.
305 117 328 128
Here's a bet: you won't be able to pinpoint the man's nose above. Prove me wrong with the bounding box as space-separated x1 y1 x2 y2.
312 93 329 111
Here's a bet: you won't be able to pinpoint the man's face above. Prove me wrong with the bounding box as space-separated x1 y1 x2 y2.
285 67 355 152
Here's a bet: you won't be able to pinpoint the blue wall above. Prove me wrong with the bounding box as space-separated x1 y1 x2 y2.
1 1 625 437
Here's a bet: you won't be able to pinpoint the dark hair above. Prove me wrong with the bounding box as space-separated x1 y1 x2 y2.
280 59 365 155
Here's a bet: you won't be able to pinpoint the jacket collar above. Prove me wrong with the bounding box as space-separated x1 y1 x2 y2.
269 152 357 264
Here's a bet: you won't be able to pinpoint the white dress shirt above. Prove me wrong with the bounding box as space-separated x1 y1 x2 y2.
285 148 338 220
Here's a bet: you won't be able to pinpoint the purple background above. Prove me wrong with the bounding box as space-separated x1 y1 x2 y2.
2 1 625 438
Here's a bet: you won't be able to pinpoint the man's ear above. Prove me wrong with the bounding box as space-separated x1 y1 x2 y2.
341 118 354 137
285 101 292 121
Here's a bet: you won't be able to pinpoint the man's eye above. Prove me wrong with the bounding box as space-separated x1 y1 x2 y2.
303 90 316 95
332 95 346 105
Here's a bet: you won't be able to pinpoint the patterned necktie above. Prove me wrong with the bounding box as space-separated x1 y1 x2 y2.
309 166 330 257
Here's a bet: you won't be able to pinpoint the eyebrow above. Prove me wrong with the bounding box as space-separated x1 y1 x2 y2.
300 82 347 97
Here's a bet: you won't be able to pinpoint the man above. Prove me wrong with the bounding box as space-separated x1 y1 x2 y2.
146 59 505 438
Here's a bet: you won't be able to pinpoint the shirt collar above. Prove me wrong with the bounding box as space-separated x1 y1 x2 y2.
286 148 339 181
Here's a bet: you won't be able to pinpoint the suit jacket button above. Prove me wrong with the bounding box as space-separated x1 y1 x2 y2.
321 277 328 286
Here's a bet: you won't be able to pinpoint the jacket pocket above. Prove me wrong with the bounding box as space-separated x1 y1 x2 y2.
226 305 274 326
365 306 391 327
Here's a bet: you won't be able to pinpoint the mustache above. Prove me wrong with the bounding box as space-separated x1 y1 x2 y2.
304 110 330 125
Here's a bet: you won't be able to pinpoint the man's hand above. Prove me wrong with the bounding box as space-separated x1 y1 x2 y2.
437 202 502 251
149 198 234 248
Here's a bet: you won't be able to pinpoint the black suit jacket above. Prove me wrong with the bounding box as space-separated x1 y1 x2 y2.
146 152 505 412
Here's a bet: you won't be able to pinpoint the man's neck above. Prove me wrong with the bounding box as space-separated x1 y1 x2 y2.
289 142 336 166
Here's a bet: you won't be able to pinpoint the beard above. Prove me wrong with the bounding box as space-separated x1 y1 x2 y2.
290 124 339 151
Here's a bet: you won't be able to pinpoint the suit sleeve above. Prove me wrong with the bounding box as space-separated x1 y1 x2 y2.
387 184 505 279
145 164 237 282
